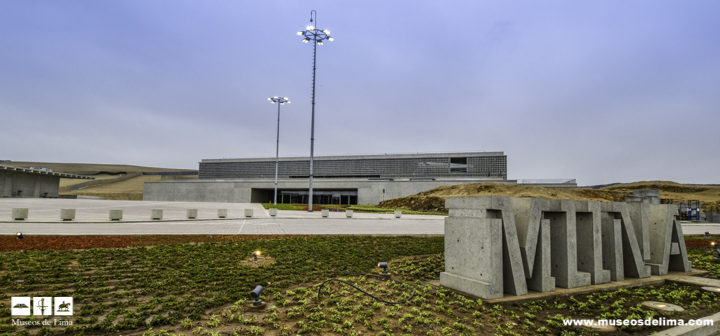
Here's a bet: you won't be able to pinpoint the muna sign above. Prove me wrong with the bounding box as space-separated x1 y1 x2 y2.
440 196 692 299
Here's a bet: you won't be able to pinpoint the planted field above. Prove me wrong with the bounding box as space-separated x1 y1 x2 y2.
1 237 720 336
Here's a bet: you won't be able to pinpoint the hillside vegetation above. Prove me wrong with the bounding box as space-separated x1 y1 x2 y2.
378 181 720 213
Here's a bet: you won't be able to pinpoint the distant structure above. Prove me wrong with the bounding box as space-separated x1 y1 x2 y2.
145 151 577 205
1 164 93 198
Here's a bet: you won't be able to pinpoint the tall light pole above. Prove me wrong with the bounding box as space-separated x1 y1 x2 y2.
268 96 290 205
298 10 333 212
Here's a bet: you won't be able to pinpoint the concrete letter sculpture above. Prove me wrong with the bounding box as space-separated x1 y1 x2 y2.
440 196 691 299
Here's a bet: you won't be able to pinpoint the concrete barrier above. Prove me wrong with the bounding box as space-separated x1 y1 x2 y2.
109 210 123 221
268 208 277 217
60 209 75 221
321 209 329 218
151 209 163 220
346 210 353 218
218 209 227 218
395 210 402 218
12 208 28 220
187 209 197 219
244 209 253 218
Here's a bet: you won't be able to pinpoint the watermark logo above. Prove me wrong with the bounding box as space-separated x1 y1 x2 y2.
54 297 73 316
33 297 52 316
10 297 73 316
11 297 31 316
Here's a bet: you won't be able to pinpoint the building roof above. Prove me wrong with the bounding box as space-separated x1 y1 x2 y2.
0 165 94 180
202 151 505 163
517 179 576 185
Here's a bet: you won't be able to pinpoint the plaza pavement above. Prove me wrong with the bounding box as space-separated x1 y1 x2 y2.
0 198 715 236
0 198 444 236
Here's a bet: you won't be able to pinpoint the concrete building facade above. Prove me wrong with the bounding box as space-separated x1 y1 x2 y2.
0 165 93 198
145 152 513 205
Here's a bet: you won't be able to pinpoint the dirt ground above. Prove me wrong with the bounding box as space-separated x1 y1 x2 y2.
379 181 720 213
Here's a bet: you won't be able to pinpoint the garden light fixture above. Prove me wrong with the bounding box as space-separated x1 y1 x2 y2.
252 250 261 262
378 262 388 274
298 10 333 212
16 232 23 239
269 96 290 205
250 285 264 306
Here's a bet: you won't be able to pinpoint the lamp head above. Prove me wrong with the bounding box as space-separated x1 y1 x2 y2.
378 262 388 274
16 232 24 239
250 285 264 306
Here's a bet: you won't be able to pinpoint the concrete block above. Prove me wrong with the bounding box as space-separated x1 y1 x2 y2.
321 209 329 218
395 210 402 218
268 208 276 217
151 209 163 220
244 209 253 218
544 199 591 289
626 203 651 261
187 209 197 219
600 202 650 279
60 209 76 221
218 209 228 218
109 209 123 221
625 197 643 203
574 200 610 285
346 210 353 218
12 208 28 220
601 216 624 281
525 219 555 292
440 217 504 299
445 196 527 296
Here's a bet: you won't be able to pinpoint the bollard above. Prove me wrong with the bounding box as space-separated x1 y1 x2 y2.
244 209 253 218
346 210 353 218
187 209 198 219
321 209 329 218
151 209 163 220
109 209 123 221
60 209 76 221
395 210 402 218
269 208 277 217
12 208 28 220
218 209 228 218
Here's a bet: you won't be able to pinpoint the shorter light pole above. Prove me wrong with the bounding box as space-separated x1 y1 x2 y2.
268 96 290 205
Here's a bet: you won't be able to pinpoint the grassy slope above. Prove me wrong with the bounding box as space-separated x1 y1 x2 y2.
6 161 196 175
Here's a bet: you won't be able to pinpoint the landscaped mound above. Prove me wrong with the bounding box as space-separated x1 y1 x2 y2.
378 181 720 213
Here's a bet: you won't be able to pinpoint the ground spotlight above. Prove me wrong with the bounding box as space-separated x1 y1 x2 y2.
378 262 388 274
706 232 711 239
250 285 264 306
16 232 24 239
252 251 261 262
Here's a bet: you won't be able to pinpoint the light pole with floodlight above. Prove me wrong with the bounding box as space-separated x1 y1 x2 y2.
268 96 290 205
297 10 333 212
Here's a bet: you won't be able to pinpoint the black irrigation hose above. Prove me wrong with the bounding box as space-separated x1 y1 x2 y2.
316 271 416 305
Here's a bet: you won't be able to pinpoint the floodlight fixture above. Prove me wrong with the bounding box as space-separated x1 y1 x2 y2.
16 232 24 239
252 250 261 262
298 9 333 213
378 262 388 274
250 285 264 306
269 96 290 205
706 231 711 238
715 248 720 258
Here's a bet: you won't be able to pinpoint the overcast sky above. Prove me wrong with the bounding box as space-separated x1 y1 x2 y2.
1 1 718 185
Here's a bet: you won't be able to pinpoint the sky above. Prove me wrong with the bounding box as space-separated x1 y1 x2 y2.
1 1 718 185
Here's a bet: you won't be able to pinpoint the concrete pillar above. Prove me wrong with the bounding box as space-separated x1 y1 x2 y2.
346 210 353 218
187 209 198 219
268 208 277 217
12 208 28 220
33 176 40 198
244 209 253 218
626 203 651 261
218 209 228 218
109 210 123 221
601 216 624 281
321 209 329 218
60 209 75 221
646 204 692 275
544 200 591 289
395 210 402 218
600 202 650 279
574 200 610 285
4 176 15 197
151 209 163 220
